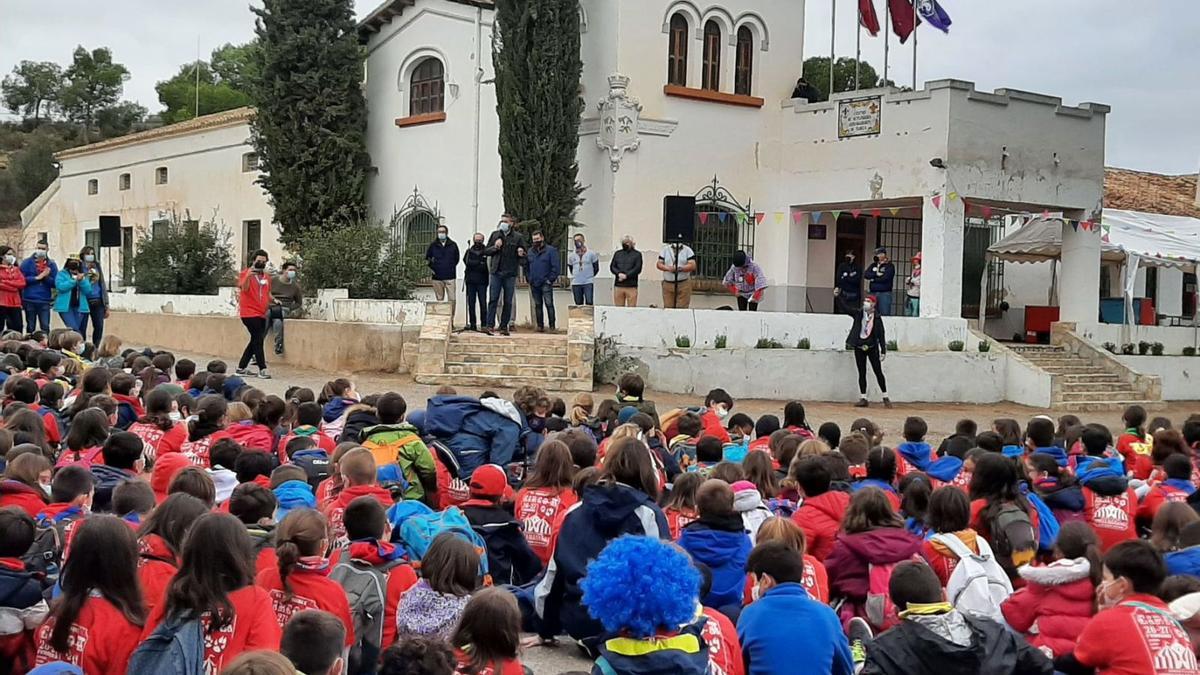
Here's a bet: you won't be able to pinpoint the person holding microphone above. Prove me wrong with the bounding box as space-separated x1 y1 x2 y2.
20 241 56 332
236 249 272 379
77 245 109 344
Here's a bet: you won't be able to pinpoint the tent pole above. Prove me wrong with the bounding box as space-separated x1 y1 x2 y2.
978 253 989 335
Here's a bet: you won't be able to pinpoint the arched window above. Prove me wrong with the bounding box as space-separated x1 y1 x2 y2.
702 20 721 91
409 58 445 116
667 13 689 87
402 209 439 265
735 26 753 96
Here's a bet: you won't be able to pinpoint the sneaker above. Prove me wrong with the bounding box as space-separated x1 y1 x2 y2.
854 398 869 408
500 328 510 336
883 397 893 409
274 347 283 355
847 617 873 668
536 326 546 333
257 369 272 380
483 327 494 336
235 368 250 376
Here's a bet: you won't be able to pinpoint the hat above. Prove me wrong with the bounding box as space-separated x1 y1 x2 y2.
469 464 508 499
222 376 246 401
874 247 888 255
912 252 922 263
864 294 878 304
617 405 639 426
273 480 316 521
731 480 757 494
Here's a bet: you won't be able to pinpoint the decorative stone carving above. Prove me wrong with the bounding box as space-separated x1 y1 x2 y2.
596 74 642 172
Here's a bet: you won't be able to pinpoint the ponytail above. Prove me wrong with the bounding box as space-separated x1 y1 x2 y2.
273 509 328 603
275 537 299 602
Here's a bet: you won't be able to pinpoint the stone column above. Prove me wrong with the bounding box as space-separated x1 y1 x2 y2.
919 193 965 318
1059 218 1102 324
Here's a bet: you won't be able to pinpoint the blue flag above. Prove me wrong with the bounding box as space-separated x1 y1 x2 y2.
916 0 952 33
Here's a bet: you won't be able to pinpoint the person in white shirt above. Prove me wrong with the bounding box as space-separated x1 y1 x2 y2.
657 243 696 309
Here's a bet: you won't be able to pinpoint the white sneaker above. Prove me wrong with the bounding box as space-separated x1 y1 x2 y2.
257 369 272 380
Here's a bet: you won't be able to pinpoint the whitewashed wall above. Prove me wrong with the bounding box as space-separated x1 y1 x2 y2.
1114 355 1200 401
107 288 425 326
1076 321 1200 354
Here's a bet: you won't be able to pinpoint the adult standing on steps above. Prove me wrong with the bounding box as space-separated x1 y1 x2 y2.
846 294 891 409
610 234 642 307
567 233 599 306
236 249 272 379
526 231 560 333
426 224 460 322
484 213 527 336
863 247 896 316
20 240 56 333
462 232 490 332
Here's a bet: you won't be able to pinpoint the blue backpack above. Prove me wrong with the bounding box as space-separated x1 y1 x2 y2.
386 500 435 537
1023 487 1061 553
397 506 490 575
126 614 205 675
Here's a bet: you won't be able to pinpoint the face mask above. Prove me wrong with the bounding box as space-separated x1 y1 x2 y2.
499 222 511 233
66 265 79 274
438 232 447 241
3 255 13 265
41 483 52 497
574 240 584 249
751 582 763 602
715 405 729 420
84 254 95 263
169 411 183 422
533 241 544 249
474 239 484 247
622 243 632 250
286 270 297 281
132 382 143 398
35 250 47 259
863 302 875 312
253 261 266 270
1097 579 1123 609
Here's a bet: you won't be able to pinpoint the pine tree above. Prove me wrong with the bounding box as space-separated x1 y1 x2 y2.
250 0 370 247
493 0 584 246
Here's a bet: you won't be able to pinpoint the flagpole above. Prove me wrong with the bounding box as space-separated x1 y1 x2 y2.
830 0 837 98
855 5 861 90
912 0 918 89
883 0 890 84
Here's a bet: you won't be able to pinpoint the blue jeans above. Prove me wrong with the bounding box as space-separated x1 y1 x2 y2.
58 310 84 333
874 291 893 316
486 273 516 329
78 299 105 343
23 303 50 333
465 282 487 329
906 296 920 317
571 283 594 306
269 306 290 353
531 282 556 329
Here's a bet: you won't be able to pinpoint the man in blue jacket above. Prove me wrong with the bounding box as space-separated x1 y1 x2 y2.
739 541 853 675
425 224 459 321
525 230 560 333
862 247 896 316
19 241 56 332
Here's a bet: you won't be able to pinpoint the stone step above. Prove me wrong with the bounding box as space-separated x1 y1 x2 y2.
1057 373 1124 383
1051 400 1169 413
447 341 568 356
444 351 569 366
449 332 567 345
1021 355 1091 364
1010 346 1066 354
1057 389 1146 402
1040 366 1113 375
415 372 590 393
444 362 570 378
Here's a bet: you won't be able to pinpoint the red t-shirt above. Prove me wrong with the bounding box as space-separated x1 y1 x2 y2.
1083 486 1139 553
137 534 178 618
34 596 143 674
1116 431 1153 478
1075 594 1199 675
453 650 525 675
742 554 828 607
256 567 355 646
238 268 272 319
665 506 700 541
180 430 234 468
701 607 744 675
278 426 338 463
128 421 187 461
142 585 281 673
513 486 578 565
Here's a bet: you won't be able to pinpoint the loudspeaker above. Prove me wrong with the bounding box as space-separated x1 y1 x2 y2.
99 215 122 247
662 195 696 244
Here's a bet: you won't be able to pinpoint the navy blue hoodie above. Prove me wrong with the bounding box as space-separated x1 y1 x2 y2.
533 483 669 644
678 514 751 609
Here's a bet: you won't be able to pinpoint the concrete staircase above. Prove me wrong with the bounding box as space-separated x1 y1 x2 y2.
1009 343 1165 411
414 303 593 392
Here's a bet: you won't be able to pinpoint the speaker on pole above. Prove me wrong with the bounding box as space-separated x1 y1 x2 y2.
662 196 696 244
99 215 122 248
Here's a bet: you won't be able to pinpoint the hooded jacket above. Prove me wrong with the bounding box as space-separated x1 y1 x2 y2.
895 442 935 475
1033 478 1085 525
0 265 27 308
151 452 191 502
462 242 490 285
593 619 711 675
732 487 772 544
273 480 316 521
1076 457 1137 552
111 393 143 431
0 557 48 673
0 480 47 518
321 396 358 426
246 523 278 575
89 464 134 513
323 483 392 548
340 408 380 446
826 528 924 610
1166 546 1200 577
227 421 275 454
926 457 965 485
1138 478 1196 523
421 395 526 480
1031 445 1070 468
679 513 752 609
290 449 331 493
136 534 177 618
533 483 669 643
360 422 437 502
1001 557 1095 658
737 583 853 675
862 609 1052 675
461 500 542 586
792 490 850 562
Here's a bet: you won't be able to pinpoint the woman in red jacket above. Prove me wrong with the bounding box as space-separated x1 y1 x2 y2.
237 249 273 379
127 387 188 462
1002 521 1102 658
513 440 578 565
0 246 26 332
255 508 355 646
143 512 281 672
34 515 145 673
136 493 209 617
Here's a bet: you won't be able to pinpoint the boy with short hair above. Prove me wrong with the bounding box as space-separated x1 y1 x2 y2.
861 561 1051 674
109 372 144 430
895 416 935 477
282 610 347 675
278 401 337 462
700 389 734 444
285 435 332 493
89 431 143 513
691 436 724 477
111 479 155 527
173 358 196 387
1025 416 1067 468
614 373 659 428
29 466 94 580
359 392 437 505
321 448 392 550
228 481 278 574
790 456 850 562
679 479 752 610
670 413 703 470
0 507 48 671
460 464 541 586
839 432 871 479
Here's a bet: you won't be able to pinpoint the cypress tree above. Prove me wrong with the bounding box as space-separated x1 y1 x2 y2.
250 0 370 247
493 0 584 246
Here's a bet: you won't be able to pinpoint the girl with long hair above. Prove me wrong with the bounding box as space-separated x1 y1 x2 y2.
450 587 525 675
742 449 780 499
396 533 480 639
57 407 110 468
136 493 209 616
0 451 50 516
513 439 579 565
63 367 111 422
782 401 815 438
5 408 51 458
662 471 702 540
992 418 1024 457
970 453 1043 576
142 512 280 671
180 394 233 468
33 515 144 673
127 386 187 462
1151 502 1200 553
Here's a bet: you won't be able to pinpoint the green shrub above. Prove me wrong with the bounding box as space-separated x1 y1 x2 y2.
1121 343 1135 355
978 340 991 352
886 340 899 352
714 335 727 349
593 335 639 385
675 335 691 348
293 214 422 299
796 337 810 350
1185 347 1197 357
948 340 965 352
755 338 784 349
1102 342 1117 354
1151 342 1164 356
131 216 236 294
1138 341 1151 356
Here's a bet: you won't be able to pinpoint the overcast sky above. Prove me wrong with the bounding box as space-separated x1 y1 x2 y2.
1 0 1197 174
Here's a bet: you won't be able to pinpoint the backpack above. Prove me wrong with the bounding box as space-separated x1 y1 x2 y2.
1024 491 1060 553
989 502 1038 571
362 431 420 477
931 533 1013 623
396 506 490 576
766 498 797 518
331 557 408 675
21 516 73 598
386 499 435 537
865 562 901 631
126 613 206 675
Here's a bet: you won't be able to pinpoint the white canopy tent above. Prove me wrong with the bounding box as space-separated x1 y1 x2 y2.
981 209 1200 341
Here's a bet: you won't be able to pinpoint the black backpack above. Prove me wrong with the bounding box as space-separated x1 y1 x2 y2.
988 503 1037 576
20 516 74 599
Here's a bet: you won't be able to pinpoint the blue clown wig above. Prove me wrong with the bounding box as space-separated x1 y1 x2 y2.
581 535 700 638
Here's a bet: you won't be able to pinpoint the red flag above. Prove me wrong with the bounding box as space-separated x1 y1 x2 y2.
931 194 942 209
859 0 881 36
888 0 920 44
755 212 765 225
699 212 709 225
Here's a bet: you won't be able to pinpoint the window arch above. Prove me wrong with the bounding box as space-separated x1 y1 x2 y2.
735 26 754 96
702 20 721 91
667 13 689 87
409 57 445 116
402 209 439 276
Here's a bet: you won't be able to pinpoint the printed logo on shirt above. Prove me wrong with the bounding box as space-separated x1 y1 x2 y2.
202 614 237 675
182 436 215 468
34 621 88 667
129 423 165 462
327 507 349 551
1092 493 1132 531
516 491 563 551
1132 609 1199 674
448 477 470 505
801 559 823 601
268 589 319 628
699 617 732 675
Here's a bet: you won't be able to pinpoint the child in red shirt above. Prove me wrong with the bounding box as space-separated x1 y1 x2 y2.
320 448 392 551
142 512 281 673
34 515 144 674
1063 540 1199 674
279 401 338 463
744 517 829 606
181 396 234 468
0 508 48 673
255 508 355 646
450 588 527 675
136 493 209 617
127 388 188 462
663 472 702 540
513 440 579 564
334 496 419 650
1115 405 1153 479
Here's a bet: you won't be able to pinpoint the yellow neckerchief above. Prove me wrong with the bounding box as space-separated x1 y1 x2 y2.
898 601 953 619
604 634 702 657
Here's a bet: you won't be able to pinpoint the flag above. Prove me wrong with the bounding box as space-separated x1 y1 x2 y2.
888 0 920 43
755 212 765 225
916 0 952 33
859 0 881 36
932 194 942 209
699 212 709 225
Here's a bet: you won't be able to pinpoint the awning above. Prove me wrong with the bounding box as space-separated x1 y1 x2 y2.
987 209 1200 271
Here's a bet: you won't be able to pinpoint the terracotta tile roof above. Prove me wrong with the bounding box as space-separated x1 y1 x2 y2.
54 107 254 160
1104 167 1200 218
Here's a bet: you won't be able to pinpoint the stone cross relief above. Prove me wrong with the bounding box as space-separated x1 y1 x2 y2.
596 74 643 172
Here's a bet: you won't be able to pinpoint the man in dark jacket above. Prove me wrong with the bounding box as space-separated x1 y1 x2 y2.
861 561 1052 675
19 241 56 333
484 214 527 336
863 247 896 315
462 232 489 331
525 231 560 333
460 464 541 586
610 234 643 307
834 251 862 315
425 224 459 318
90 432 143 513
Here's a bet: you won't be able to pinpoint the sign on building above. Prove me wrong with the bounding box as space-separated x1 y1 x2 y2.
838 96 882 138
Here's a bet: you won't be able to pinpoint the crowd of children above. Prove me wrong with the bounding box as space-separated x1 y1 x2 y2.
1 331 1200 674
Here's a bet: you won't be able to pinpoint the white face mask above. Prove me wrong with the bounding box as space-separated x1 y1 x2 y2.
715 405 729 420
863 302 876 313
41 483 52 497
168 411 183 422
499 222 511 233
751 582 762 602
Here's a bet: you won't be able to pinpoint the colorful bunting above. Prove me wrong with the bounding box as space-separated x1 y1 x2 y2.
948 191 959 201
774 212 784 224
831 210 842 220
932 195 943 209
1071 221 1079 232
718 212 728 223
870 209 881 218
755 212 765 225
736 212 747 225
792 211 803 224
981 206 993 219
810 212 821 223
698 212 709 225
851 209 862 218
889 207 901 216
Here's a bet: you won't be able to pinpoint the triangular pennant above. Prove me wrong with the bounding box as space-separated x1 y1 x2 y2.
870 209 881 218
755 212 765 225
1071 220 1079 232
948 191 959 201
699 212 709 225
774 212 784 224
851 209 862 218
810 212 821 223
736 212 747 225
981 206 993 219
718 212 727 223
831 210 842 220
889 207 900 216
932 195 943 209
1079 220 1090 231
791 211 803 224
